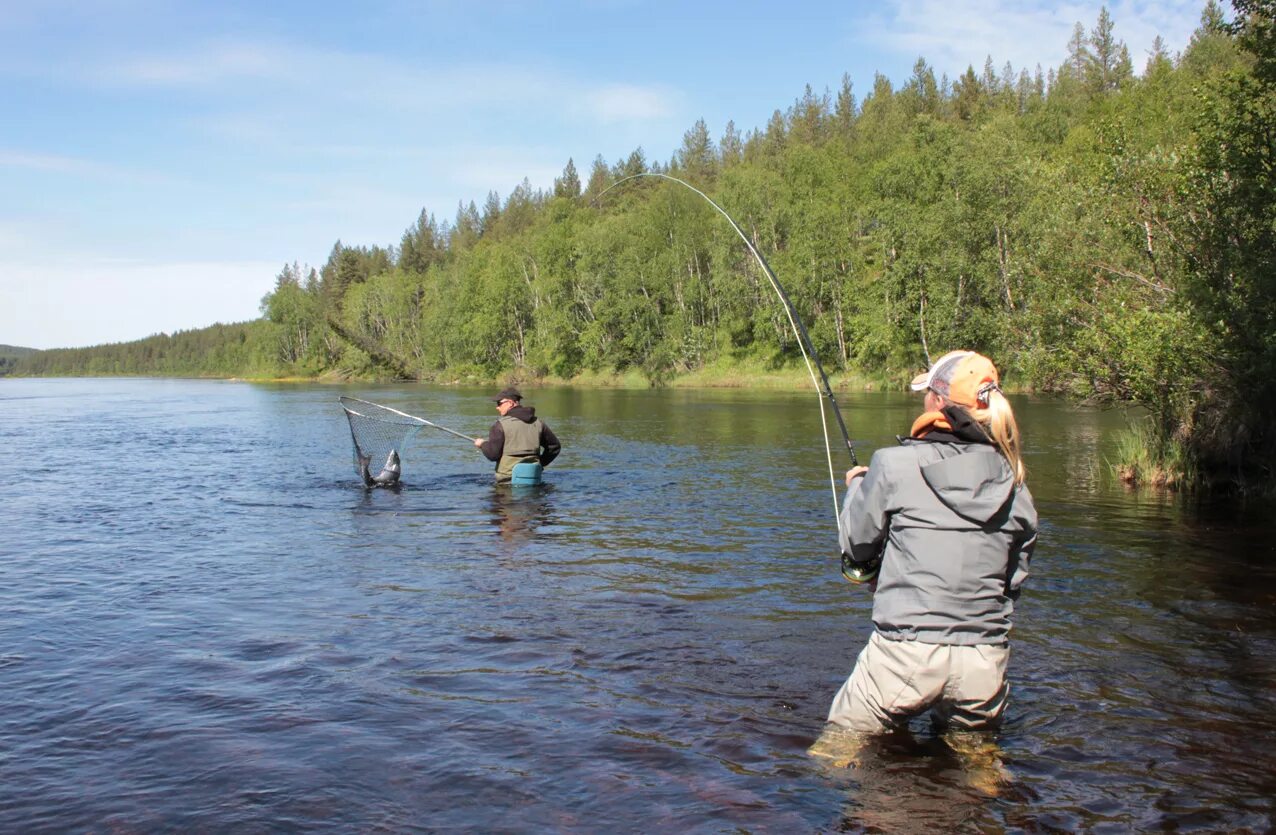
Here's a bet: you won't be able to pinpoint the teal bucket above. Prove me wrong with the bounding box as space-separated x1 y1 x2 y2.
510 461 544 485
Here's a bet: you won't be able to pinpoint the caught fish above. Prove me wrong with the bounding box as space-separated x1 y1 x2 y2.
359 449 401 488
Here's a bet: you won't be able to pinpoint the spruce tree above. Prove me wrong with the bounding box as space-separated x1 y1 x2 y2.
554 158 582 199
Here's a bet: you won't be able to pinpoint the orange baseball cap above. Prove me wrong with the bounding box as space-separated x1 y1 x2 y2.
910 350 1000 408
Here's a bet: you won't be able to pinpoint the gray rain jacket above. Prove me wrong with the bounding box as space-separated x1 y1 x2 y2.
839 438 1037 645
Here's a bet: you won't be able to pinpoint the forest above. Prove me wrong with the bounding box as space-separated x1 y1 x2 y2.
0 345 37 376
9 2 1274 491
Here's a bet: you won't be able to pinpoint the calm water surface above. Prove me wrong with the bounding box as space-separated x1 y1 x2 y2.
2 378 1274 832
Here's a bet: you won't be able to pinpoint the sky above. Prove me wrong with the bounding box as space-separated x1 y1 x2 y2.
1 0 1207 350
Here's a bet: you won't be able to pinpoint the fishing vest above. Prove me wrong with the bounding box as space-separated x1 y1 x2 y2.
495 415 543 481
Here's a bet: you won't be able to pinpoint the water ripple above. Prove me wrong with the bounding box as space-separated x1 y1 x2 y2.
0 380 1273 831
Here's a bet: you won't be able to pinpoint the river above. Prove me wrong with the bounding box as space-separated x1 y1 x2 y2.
2 377 1274 832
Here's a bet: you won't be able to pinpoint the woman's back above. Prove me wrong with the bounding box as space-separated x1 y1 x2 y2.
845 439 1037 645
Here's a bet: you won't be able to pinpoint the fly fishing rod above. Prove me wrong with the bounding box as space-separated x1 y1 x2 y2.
339 396 474 443
593 174 860 561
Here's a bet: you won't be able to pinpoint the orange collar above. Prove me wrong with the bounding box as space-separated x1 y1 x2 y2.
910 410 952 439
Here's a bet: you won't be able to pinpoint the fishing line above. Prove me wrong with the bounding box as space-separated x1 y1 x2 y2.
592 173 858 545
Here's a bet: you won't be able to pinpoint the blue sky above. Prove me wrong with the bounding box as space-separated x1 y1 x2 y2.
2 0 1205 350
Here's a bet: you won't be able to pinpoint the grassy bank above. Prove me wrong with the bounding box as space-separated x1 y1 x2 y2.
1110 420 1196 491
235 359 901 393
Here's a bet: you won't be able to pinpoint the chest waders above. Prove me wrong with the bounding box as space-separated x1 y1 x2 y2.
495 415 543 481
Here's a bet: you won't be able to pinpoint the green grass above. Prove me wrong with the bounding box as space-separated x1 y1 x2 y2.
1110 419 1197 490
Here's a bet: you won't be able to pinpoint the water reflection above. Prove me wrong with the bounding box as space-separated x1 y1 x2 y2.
486 483 557 544
812 730 1013 833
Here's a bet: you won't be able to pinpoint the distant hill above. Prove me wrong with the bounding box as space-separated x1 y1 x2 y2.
0 344 38 376
4 321 282 378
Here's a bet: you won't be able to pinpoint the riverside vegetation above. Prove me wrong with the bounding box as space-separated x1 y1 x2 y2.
10 3 1275 492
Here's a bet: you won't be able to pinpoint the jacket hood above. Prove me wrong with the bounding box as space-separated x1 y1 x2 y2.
505 404 538 423
919 447 1015 524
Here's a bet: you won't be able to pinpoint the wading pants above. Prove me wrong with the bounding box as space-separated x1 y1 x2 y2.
826 632 1010 732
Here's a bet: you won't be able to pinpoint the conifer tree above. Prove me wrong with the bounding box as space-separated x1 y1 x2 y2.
762 108 786 153
585 154 610 197
906 58 940 115
399 209 442 274
1146 35 1173 75
787 84 829 144
981 55 997 91
554 158 582 199
481 191 502 235
617 147 647 178
451 201 481 252
834 73 857 135
1087 7 1129 93
1065 22 1091 82
954 66 982 120
720 120 743 167
676 118 716 182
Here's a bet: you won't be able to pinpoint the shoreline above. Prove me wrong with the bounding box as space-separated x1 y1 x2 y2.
10 364 1044 394
234 365 895 392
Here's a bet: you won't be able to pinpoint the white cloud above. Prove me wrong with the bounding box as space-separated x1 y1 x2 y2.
0 0 151 32
0 258 279 350
109 39 299 87
0 149 111 175
83 35 679 131
0 221 33 251
95 36 536 107
583 84 679 124
0 148 182 189
861 0 1202 78
1107 0 1205 61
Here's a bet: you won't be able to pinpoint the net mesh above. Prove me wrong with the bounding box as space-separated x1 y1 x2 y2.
339 396 420 483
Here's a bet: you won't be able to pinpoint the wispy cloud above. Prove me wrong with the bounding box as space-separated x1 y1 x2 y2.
112 39 295 87
0 148 185 190
583 84 679 124
860 0 1202 77
0 149 112 174
81 35 680 131
0 220 37 251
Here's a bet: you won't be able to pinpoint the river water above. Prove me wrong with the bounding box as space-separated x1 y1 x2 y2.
2 377 1274 832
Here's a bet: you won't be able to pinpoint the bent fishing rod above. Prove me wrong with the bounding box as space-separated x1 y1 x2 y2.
341 396 475 443
592 173 859 539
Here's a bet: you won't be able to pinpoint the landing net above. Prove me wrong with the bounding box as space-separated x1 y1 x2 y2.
339 396 420 482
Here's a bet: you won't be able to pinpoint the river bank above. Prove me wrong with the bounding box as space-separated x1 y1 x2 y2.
238 360 934 394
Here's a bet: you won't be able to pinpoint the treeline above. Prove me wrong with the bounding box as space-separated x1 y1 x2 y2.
0 344 36 375
13 2 1275 489
14 323 279 377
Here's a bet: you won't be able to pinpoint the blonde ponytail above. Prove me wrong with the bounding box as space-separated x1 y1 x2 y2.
979 390 1025 485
